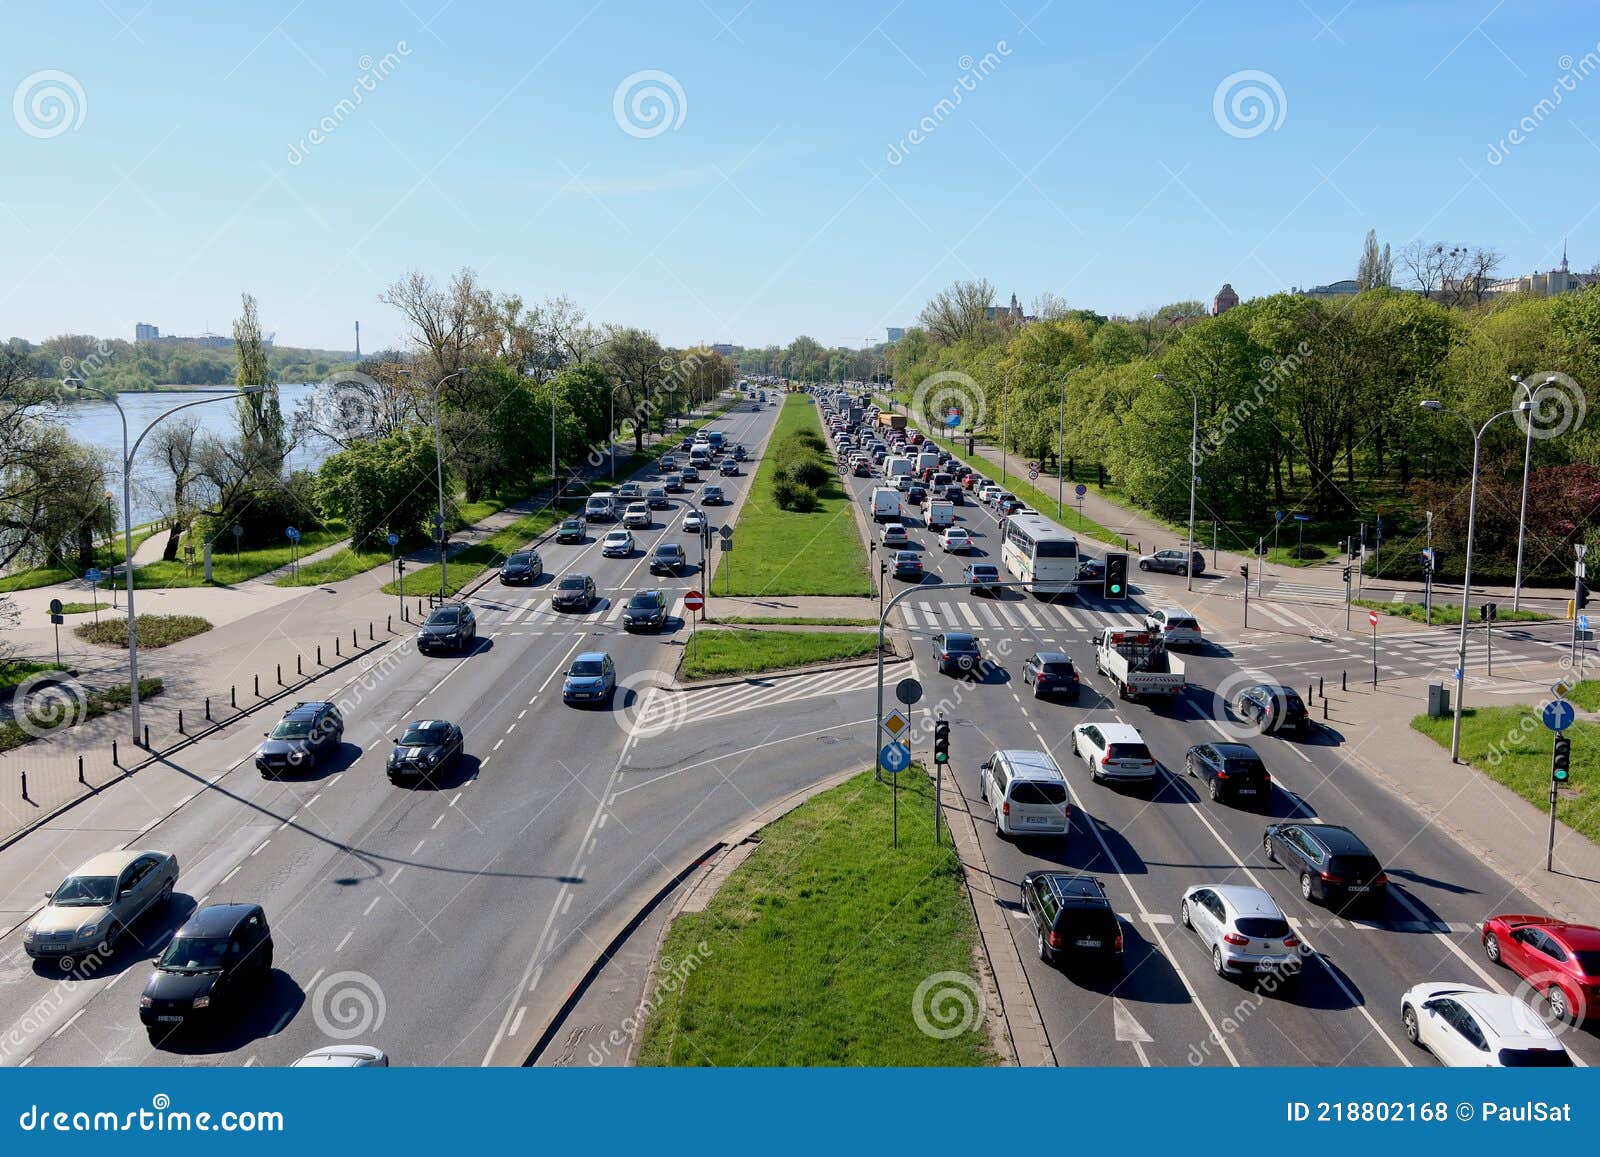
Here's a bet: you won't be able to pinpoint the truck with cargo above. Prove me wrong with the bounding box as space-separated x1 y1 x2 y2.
878 412 908 431
1092 629 1186 701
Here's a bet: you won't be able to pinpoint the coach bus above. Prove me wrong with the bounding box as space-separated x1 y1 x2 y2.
999 513 1078 595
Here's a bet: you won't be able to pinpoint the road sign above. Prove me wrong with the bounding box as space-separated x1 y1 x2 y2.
878 742 911 775
84 567 101 583
1027 469 1039 481
895 677 923 706
1581 615 1591 632
1027 461 1040 473
387 533 399 547
1274 510 1284 522
719 525 733 541
48 598 62 615
1553 679 1574 700
1292 513 1311 523
231 524 243 539
683 590 705 612
286 526 300 541
1075 484 1087 498
1368 610 1379 627
1543 699 1577 733
881 708 910 739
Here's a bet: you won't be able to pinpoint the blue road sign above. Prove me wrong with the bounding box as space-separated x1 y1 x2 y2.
286 526 300 541
1543 699 1577 733
1580 614 1591 632
84 568 101 582
1075 484 1087 498
1292 514 1311 522
878 742 911 775
1274 510 1283 522
387 533 400 547
943 409 962 428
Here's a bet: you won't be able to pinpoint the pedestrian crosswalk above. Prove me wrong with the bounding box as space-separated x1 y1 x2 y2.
898 600 1147 635
666 665 883 722
1265 581 1346 605
477 595 688 630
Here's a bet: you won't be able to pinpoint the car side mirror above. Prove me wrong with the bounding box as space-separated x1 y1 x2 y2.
43 891 53 902
391 737 400 744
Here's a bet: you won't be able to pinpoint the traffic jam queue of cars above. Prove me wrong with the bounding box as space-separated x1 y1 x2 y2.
817 388 1590 1066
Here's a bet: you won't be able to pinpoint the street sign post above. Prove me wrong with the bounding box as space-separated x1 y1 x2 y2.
1543 699 1577 733
1074 483 1087 529
1292 512 1311 559
894 678 922 706
1369 608 1379 686
683 589 705 631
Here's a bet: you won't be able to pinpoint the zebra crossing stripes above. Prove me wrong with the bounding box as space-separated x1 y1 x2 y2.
895 600 1152 637
669 665 884 723
1265 581 1346 605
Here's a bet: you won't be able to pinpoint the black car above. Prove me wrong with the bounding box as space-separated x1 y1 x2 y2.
499 549 542 584
621 589 668 632
1235 683 1310 734
255 701 343 778
650 543 686 575
733 445 748 461
932 631 982 677
551 574 597 611
1185 742 1272 805
645 487 670 510
1076 557 1106 583
718 459 739 476
906 484 927 506
388 719 464 784
417 603 476 653
892 550 923 581
1021 652 1078 699
1022 872 1122 969
139 903 272 1041
702 485 725 505
1263 822 1389 910
555 518 585 544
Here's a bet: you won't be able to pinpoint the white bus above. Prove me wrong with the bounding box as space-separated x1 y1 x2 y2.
999 513 1078 595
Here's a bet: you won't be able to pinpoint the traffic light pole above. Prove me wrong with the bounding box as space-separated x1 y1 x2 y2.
1241 564 1249 629
1548 731 1572 872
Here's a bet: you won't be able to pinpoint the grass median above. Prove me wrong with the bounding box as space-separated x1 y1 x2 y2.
637 769 994 1066
75 613 212 649
1356 598 1553 626
679 628 880 679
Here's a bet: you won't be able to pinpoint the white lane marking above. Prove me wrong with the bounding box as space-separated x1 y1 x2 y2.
538 638 585 694
597 812 609 829
335 929 354 953
431 814 444 830
449 793 462 808
493 739 504 751
391 866 406 883
508 1006 527 1038
51 1009 85 1039
412 839 426 855
613 716 876 797
363 896 382 916
219 866 240 886
250 840 270 856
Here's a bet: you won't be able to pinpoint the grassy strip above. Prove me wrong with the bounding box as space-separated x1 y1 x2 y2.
74 614 212 649
0 661 66 692
637 769 994 1066
1565 681 1600 712
1354 598 1553 626
0 527 163 592
133 524 349 588
710 395 871 596
710 615 877 626
679 629 880 679
380 507 564 598
1411 708 1599 846
0 677 165 753
273 544 395 588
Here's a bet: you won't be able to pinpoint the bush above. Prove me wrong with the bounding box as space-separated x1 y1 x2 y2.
75 614 212 649
773 478 819 511
779 458 829 492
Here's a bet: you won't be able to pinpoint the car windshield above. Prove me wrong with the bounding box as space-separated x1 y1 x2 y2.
270 718 314 739
1498 1048 1573 1067
628 594 660 609
1107 743 1152 762
606 533 628 541
558 578 587 590
507 553 531 566
51 875 116 907
1010 781 1066 805
159 935 230 973
1235 916 1291 938
569 660 606 677
655 545 679 556
400 724 447 745
945 637 978 652
562 520 581 530
426 608 460 625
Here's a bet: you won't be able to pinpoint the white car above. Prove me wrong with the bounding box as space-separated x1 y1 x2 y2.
25 849 179 961
622 502 652 529
1401 983 1573 1067
978 483 1003 505
291 1045 390 1067
939 527 972 553
1071 722 1158 785
880 522 909 547
601 529 634 557
1180 884 1302 982
1145 607 1203 647
683 509 706 532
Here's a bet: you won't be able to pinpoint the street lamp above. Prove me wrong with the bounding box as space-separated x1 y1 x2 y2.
1419 397 1533 761
1508 374 1559 611
429 368 468 598
1058 363 1083 520
1153 373 1200 593
65 378 262 744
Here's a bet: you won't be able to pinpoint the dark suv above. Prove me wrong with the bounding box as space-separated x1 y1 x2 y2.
1235 683 1310 734
1021 652 1078 699
1185 742 1272 805
1021 872 1122 969
1264 822 1388 910
498 549 542 585
139 903 273 1041
256 701 343 778
417 603 477 654
932 632 982 677
650 543 686 575
621 590 668 632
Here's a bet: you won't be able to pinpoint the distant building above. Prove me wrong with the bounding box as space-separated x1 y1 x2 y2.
885 327 905 343
985 293 1028 324
1294 278 1362 300
1211 284 1239 315
135 322 159 342
710 342 734 358
1479 245 1598 298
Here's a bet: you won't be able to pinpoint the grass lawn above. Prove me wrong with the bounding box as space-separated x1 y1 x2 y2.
711 615 877 627
710 394 870 596
1266 544 1333 568
1355 598 1553 626
1566 681 1600 711
273 544 395 588
1 677 164 754
75 614 212 649
680 629 879 679
0 527 162 592
133 524 349 588
381 507 563 598
637 770 995 1066
0 661 66 692
1412 707 1600 846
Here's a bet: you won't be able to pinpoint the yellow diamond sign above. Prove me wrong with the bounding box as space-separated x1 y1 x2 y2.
881 709 910 739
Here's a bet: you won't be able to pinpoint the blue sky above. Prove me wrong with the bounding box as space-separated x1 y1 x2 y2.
3 1 1599 352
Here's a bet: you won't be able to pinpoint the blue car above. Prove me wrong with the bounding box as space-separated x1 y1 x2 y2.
562 652 616 705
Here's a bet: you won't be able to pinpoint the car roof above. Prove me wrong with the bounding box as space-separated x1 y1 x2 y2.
1209 884 1284 918
1210 742 1261 760
179 902 260 937
996 749 1065 779
1442 988 1562 1041
292 1045 387 1067
1089 721 1144 743
1498 917 1600 951
69 848 156 876
1033 873 1110 907
1155 606 1194 617
969 562 999 571
1031 651 1071 663
284 701 334 720
574 651 610 663
941 631 977 644
1295 823 1372 855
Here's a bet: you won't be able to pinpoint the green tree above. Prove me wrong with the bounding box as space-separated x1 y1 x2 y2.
317 427 446 548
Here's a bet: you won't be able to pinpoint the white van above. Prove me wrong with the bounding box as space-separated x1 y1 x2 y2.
884 456 913 481
978 749 1072 838
924 499 955 529
916 450 940 474
584 492 616 522
689 445 711 467
870 486 902 523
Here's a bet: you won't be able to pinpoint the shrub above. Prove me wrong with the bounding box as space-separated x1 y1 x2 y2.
773 478 819 512
75 614 212 649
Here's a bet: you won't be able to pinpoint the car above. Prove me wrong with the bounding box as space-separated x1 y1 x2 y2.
1185 742 1272 805
292 1045 390 1068
139 903 273 1040
719 459 739 476
892 550 923 581
1021 872 1121 969
645 487 669 510
555 518 585 544
880 522 909 548
664 472 684 492
256 700 344 776
997 496 1024 515
601 529 634 557
979 749 1071 839
551 573 598 611
679 437 694 452
1482 914 1600 1024
906 484 928 506
25 850 179 963
1181 884 1302 983
942 486 964 505
1235 682 1310 734
417 602 477 654
1138 548 1206 576
932 631 982 677
961 474 980 490
1076 557 1106 583
703 485 725 505
1401 983 1573 1067
733 445 748 461
853 460 875 478
617 481 644 500
681 465 701 483
964 562 1001 594
939 527 972 553
621 589 669 631
650 543 687 575
387 718 464 784
1145 608 1202 647
562 651 616 704
659 454 678 471
1021 652 1079 699
1071 721 1157 785
683 509 706 532
499 549 542 584
623 502 652 529
1263 822 1388 910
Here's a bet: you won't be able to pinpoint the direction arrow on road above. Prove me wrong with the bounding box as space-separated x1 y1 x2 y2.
1112 998 1153 1066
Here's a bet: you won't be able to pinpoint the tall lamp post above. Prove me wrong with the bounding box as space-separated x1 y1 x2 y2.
1057 363 1083 520
1508 374 1556 612
1420 398 1533 761
429 368 469 598
66 379 262 743
1153 374 1200 593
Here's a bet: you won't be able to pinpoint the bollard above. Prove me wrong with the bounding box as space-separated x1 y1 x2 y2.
78 755 85 784
1323 698 1329 720
298 654 303 676
369 622 374 641
336 637 342 657
1341 670 1347 692
178 709 184 735
20 771 27 801
317 645 323 665
113 739 119 766
352 627 358 648
277 663 283 686
143 724 150 748
231 684 237 709
1308 682 1313 704
1318 675 1324 699
254 673 260 698
205 697 211 721
387 614 392 633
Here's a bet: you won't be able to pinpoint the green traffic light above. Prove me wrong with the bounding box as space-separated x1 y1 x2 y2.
1109 584 1121 594
1556 767 1570 782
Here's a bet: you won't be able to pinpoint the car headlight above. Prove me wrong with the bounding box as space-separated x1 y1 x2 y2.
192 995 211 1010
288 750 305 764
77 921 103 939
140 995 153 1008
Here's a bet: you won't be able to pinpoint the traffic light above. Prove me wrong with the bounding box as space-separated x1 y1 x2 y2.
934 719 950 765
1479 602 1498 622
1104 552 1128 600
1239 564 1249 581
1579 580 1590 611
1554 736 1572 783
1421 549 1435 575
1342 565 1352 583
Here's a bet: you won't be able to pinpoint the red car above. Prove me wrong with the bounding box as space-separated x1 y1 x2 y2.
961 474 980 490
1482 913 1600 1023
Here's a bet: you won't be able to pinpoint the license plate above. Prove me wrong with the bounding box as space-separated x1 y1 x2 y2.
156 1015 183 1023
1026 816 1049 826
1074 939 1101 948
1347 885 1368 892
1235 788 1257 795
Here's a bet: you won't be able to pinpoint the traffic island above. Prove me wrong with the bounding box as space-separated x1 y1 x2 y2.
677 628 888 680
73 613 212 649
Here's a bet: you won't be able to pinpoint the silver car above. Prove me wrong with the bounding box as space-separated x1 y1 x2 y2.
25 849 179 962
1180 883 1301 982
